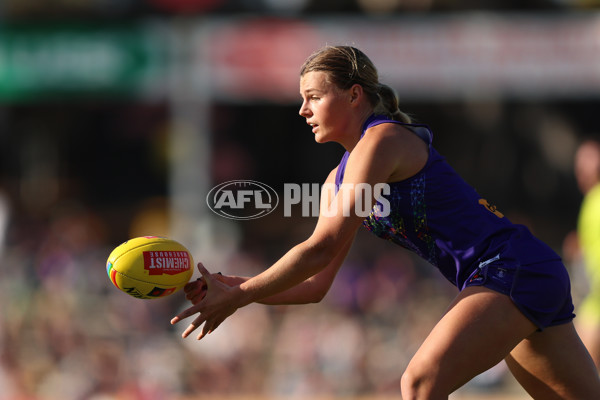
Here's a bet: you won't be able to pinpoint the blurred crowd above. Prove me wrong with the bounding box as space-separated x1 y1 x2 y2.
0 97 598 399
1 0 600 398
0 191 462 400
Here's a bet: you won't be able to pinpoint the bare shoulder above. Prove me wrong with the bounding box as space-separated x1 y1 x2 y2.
356 122 429 182
363 121 425 148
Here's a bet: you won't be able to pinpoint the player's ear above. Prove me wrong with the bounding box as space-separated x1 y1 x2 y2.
349 84 363 104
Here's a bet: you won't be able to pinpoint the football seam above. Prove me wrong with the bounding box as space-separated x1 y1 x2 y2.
110 268 192 286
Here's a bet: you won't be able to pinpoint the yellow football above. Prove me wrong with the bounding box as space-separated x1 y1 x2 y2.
106 236 194 299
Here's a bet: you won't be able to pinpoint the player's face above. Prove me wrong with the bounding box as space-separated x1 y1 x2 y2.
299 71 353 144
575 142 600 194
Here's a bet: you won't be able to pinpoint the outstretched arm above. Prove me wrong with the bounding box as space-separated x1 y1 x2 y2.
170 122 423 340
170 165 358 339
184 236 353 306
258 236 353 304
172 232 356 340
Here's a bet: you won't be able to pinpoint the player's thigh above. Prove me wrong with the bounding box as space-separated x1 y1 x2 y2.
577 293 600 369
576 320 600 369
506 322 600 400
404 286 537 394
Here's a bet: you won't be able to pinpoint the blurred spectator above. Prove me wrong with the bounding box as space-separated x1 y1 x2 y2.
571 139 600 369
0 194 457 400
128 197 171 238
0 189 8 258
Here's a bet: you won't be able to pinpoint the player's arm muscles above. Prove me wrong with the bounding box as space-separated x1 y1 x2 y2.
231 124 413 309
213 167 353 305
254 167 354 304
220 240 353 305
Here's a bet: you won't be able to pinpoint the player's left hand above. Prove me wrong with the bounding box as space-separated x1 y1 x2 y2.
170 262 240 340
183 278 207 305
184 271 227 305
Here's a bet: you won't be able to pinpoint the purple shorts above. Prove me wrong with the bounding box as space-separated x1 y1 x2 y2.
463 257 575 330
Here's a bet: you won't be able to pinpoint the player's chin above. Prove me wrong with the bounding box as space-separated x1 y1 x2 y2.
314 134 329 144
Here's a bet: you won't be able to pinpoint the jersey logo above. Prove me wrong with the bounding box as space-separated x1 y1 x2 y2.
478 199 504 218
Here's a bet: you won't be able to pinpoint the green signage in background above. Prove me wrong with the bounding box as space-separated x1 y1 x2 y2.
0 21 169 102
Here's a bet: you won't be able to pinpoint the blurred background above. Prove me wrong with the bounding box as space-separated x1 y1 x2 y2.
1 1 600 399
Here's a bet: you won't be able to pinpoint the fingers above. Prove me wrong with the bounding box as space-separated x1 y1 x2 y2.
188 292 206 305
197 316 223 340
184 278 204 293
185 265 224 293
170 303 200 325
182 314 205 338
171 264 213 325
183 263 220 304
171 263 228 340
179 310 220 340
198 324 211 340
172 304 211 340
185 280 207 303
197 262 212 281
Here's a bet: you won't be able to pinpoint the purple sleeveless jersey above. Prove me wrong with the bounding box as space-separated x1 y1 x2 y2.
335 114 574 328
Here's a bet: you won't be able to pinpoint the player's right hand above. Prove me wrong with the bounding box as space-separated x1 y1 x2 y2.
172 263 242 340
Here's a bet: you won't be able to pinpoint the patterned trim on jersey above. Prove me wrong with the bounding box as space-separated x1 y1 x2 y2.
411 175 437 264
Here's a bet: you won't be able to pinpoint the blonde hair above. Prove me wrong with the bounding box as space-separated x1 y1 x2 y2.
300 45 411 124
